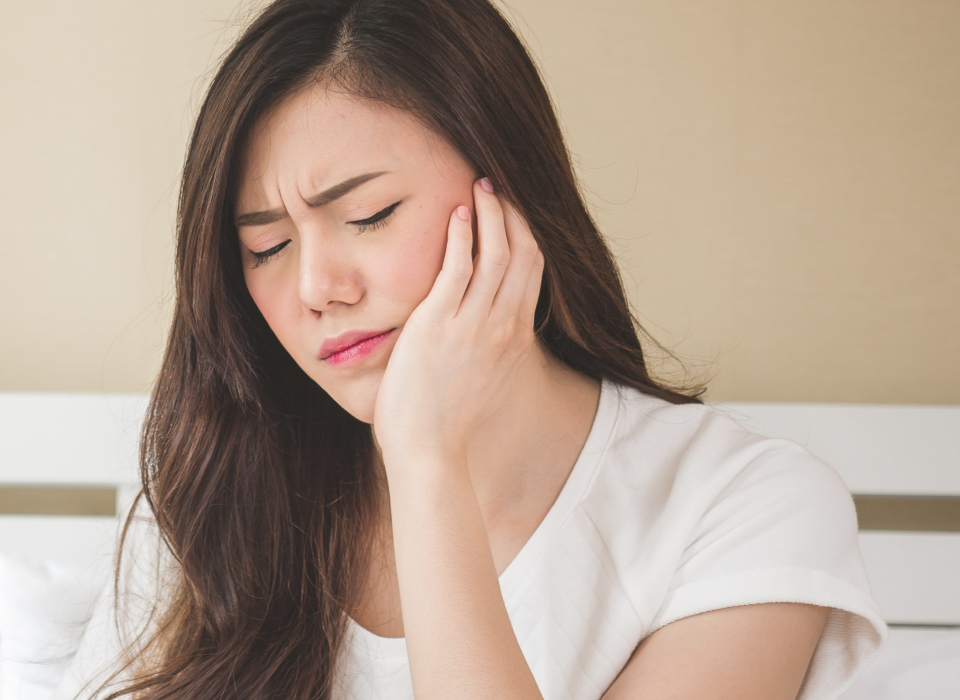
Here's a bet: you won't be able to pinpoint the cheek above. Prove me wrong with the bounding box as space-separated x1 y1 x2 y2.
374 216 449 308
244 271 301 348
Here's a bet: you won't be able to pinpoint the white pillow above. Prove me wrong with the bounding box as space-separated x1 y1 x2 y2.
0 553 109 700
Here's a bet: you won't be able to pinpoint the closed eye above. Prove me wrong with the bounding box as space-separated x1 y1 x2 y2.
349 201 402 233
251 240 290 268
248 200 401 267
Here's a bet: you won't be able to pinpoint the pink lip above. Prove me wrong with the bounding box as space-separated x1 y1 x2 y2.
319 329 395 366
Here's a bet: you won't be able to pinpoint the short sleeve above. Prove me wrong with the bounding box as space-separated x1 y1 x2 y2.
647 441 887 700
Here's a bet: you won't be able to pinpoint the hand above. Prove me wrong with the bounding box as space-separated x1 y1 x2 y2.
372 178 545 469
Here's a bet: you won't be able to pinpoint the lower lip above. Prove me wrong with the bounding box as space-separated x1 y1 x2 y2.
322 330 394 367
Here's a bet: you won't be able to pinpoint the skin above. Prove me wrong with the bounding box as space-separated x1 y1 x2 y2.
236 84 830 699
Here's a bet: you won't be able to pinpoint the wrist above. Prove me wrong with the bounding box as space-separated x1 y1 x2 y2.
380 444 468 478
375 427 468 471
384 452 476 523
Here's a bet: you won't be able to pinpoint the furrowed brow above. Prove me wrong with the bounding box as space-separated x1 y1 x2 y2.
235 171 390 228
235 209 285 227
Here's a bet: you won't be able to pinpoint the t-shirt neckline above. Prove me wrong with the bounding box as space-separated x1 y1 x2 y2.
346 378 620 653
496 378 618 601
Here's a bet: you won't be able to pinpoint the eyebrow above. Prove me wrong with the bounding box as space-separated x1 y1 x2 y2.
235 171 389 227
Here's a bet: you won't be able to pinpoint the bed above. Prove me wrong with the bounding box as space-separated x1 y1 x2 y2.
0 392 957 698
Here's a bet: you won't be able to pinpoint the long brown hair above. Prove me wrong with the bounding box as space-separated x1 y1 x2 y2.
107 0 702 697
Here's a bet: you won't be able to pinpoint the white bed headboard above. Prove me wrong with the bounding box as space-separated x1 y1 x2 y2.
723 402 960 627
0 393 144 571
1 393 958 627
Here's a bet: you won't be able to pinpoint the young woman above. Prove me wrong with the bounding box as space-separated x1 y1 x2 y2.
58 0 885 698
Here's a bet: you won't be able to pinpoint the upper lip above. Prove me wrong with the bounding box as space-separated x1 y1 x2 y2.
318 329 393 360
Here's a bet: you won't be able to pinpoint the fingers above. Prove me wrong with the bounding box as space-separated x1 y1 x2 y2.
517 246 545 332
422 204 474 319
430 179 543 340
459 178 511 317
490 198 543 326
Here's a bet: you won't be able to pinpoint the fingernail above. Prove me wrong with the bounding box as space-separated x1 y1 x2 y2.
456 205 470 221
480 177 494 193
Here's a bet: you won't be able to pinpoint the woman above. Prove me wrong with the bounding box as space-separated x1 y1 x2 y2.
58 0 885 698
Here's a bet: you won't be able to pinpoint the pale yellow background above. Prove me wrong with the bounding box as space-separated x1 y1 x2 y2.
1 0 957 402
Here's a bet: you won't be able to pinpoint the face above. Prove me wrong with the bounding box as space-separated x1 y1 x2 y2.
235 85 477 422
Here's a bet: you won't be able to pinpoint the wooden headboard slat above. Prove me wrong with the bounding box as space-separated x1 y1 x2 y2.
0 485 116 516
853 495 960 532
3 487 960 534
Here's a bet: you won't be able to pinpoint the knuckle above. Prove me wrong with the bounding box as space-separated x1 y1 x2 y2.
447 259 473 280
485 246 510 268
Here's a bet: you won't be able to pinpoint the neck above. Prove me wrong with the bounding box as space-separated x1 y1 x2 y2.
463 343 601 527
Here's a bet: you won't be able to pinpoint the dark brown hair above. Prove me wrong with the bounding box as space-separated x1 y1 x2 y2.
107 0 702 697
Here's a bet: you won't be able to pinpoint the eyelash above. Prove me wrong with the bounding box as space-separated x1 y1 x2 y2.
251 240 290 268
351 200 401 233
249 201 402 268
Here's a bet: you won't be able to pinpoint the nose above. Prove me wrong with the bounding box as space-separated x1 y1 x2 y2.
297 230 363 313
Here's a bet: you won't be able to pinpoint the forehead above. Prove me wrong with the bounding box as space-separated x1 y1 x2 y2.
237 86 440 203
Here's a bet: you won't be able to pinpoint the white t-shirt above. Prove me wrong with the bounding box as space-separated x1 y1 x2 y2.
57 380 886 700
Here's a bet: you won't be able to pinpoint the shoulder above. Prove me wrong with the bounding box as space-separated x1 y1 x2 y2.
604 382 812 471
583 385 886 698
580 381 867 598
590 382 853 521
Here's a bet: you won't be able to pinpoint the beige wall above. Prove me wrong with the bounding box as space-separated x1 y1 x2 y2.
1 1 957 402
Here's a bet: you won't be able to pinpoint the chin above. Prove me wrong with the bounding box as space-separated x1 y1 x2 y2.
318 371 382 425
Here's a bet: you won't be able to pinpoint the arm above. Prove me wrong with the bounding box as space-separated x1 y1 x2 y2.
375 177 545 700
386 456 543 700
603 603 830 700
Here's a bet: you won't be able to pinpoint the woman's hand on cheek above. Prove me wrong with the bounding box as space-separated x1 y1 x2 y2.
372 178 545 473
